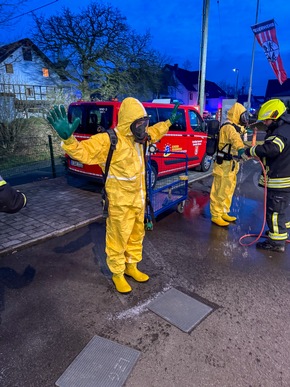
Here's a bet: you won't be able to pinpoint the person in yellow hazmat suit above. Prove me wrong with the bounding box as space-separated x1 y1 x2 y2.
210 102 249 227
47 98 181 293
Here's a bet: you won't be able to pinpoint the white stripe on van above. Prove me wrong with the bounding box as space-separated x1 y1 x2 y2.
164 133 207 138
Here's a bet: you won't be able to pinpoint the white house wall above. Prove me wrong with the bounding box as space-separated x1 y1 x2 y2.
169 81 198 106
0 46 66 100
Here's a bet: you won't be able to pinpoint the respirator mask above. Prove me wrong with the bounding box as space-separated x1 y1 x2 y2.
239 111 249 126
130 116 150 143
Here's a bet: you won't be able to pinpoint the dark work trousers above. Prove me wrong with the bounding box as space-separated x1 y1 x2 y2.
266 190 290 245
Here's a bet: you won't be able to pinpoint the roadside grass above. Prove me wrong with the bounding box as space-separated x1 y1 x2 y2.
0 153 52 170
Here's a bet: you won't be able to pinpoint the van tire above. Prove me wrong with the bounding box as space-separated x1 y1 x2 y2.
195 154 212 172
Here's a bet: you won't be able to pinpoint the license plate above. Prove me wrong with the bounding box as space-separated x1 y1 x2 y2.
71 160 83 168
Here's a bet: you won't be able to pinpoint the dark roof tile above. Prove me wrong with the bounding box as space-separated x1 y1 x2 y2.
265 78 290 98
164 64 226 98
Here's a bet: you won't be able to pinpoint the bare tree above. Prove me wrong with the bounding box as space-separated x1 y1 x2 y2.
182 60 194 71
218 79 250 98
32 2 166 100
0 0 29 28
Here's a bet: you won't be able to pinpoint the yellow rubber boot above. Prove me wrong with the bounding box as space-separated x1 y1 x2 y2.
211 217 230 227
222 214 237 222
112 274 132 294
124 263 149 282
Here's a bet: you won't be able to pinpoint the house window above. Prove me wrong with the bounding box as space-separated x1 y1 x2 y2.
42 68 49 77
5 63 13 74
22 47 32 61
189 92 193 100
25 87 34 97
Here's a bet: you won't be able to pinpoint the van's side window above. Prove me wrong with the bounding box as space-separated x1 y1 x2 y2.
88 109 101 133
157 108 186 132
189 110 205 132
68 106 83 133
86 106 113 133
146 108 158 126
97 106 113 129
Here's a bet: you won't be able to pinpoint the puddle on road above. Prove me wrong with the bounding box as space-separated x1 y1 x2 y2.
181 182 265 264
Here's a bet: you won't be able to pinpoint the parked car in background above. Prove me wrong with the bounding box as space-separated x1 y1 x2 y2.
65 100 212 186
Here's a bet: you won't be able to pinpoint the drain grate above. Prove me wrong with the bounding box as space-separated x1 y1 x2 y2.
55 335 140 387
148 288 213 333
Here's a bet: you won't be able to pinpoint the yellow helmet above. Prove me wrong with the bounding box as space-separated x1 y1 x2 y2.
258 99 286 120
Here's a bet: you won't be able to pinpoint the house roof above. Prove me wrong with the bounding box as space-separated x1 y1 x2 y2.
164 64 226 98
204 80 227 98
237 94 265 109
265 78 290 99
0 38 68 81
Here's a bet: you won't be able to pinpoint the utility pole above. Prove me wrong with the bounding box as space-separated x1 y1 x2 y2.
198 0 210 117
233 68 239 98
247 0 260 111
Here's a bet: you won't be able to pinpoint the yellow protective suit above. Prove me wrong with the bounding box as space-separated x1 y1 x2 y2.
62 97 171 275
210 103 246 221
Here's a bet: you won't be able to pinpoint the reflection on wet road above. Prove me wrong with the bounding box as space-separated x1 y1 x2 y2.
1 158 290 387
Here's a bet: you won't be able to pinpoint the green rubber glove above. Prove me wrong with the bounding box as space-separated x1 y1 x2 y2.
245 126 253 135
46 105 80 140
237 148 249 161
237 148 245 158
169 102 182 124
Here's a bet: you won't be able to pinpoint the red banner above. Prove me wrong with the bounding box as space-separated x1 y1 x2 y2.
251 19 287 85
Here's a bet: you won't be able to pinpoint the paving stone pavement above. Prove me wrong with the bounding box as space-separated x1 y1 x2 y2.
0 176 103 256
0 168 213 257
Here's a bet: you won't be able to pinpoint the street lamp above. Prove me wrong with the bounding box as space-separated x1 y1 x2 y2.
233 68 239 98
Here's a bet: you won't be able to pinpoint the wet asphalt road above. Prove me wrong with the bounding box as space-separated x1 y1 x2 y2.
1 160 290 387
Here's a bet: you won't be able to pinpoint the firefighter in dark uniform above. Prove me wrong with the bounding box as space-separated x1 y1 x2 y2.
0 175 27 213
245 99 290 253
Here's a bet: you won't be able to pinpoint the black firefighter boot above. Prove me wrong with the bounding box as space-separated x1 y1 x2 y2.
256 239 285 253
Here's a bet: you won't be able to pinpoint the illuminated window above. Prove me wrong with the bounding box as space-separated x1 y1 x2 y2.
42 68 49 77
5 63 13 73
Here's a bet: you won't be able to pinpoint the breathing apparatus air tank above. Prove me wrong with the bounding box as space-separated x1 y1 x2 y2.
205 119 220 156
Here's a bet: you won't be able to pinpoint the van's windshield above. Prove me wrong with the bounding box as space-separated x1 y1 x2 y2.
189 110 206 132
68 104 114 134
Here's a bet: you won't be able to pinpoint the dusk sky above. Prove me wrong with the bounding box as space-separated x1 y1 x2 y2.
2 0 290 96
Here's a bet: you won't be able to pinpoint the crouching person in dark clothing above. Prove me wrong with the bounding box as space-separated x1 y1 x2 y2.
0 175 27 214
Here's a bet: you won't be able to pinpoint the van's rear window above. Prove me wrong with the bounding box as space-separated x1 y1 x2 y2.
68 105 114 134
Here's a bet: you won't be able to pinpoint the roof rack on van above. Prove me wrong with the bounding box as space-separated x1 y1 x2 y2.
151 98 171 104
151 98 183 104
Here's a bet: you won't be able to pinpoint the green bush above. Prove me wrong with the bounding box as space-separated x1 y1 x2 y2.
0 116 63 170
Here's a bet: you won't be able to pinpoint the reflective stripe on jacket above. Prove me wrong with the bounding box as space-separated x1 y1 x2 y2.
249 114 290 191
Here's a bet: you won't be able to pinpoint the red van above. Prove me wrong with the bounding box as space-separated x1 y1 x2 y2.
66 100 212 185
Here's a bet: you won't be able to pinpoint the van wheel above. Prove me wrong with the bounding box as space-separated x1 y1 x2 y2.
147 165 157 188
196 154 212 172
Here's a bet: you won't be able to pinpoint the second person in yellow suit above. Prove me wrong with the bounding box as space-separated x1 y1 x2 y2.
47 98 181 293
210 102 249 227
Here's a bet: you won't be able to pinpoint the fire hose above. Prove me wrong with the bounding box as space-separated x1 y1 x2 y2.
239 128 290 247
